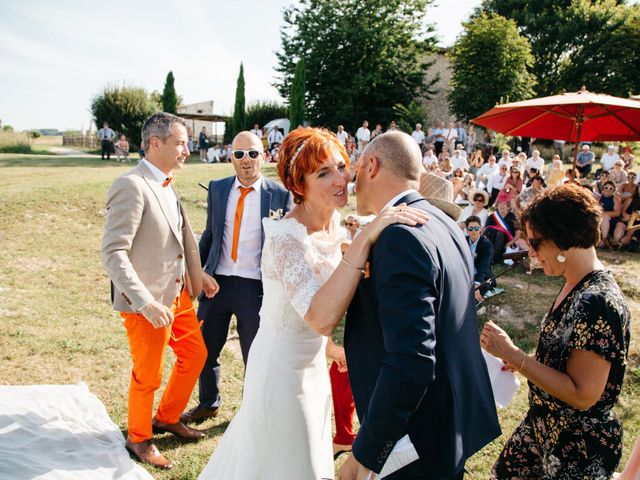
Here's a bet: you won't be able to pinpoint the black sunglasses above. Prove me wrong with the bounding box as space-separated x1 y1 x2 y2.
232 149 261 160
467 226 480 231
528 236 545 251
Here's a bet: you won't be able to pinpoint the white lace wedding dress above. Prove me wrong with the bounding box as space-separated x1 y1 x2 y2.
199 214 346 480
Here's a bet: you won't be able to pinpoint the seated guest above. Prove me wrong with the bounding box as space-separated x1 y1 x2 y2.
610 159 628 186
344 215 360 240
459 189 490 227
619 171 637 207
599 180 623 247
465 215 494 302
525 149 544 178
115 135 130 162
612 183 640 249
482 184 630 479
422 146 438 169
576 144 595 177
468 148 484 177
516 176 546 213
546 156 565 187
439 156 454 178
451 147 469 171
500 166 524 205
601 144 621 172
564 168 581 186
455 173 475 205
326 338 356 460
477 154 498 188
483 191 525 263
487 164 509 206
593 170 611 198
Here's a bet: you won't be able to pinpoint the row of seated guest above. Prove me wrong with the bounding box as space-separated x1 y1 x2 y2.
599 181 640 249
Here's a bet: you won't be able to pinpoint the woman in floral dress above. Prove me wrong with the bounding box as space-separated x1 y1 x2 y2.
481 184 630 479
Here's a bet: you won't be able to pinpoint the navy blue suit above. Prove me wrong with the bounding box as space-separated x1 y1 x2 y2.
470 234 494 296
197 175 291 409
345 191 500 480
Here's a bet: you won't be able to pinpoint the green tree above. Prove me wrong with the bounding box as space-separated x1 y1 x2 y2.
289 59 306 128
161 71 178 114
90 84 158 148
448 13 536 121
246 101 289 129
1 125 14 132
480 0 640 96
274 0 438 129
392 101 427 133
232 63 247 137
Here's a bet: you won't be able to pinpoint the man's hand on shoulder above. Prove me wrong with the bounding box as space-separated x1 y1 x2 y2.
139 301 174 328
202 271 220 298
338 453 371 480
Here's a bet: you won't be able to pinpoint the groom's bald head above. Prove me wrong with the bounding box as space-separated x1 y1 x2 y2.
363 131 422 181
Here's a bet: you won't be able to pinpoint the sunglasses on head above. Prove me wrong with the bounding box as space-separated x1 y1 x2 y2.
232 149 261 160
467 226 480 231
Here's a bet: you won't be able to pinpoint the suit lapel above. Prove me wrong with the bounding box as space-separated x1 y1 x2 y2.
137 162 182 244
260 181 273 244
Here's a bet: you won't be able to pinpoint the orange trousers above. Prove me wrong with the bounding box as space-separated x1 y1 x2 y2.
120 288 207 443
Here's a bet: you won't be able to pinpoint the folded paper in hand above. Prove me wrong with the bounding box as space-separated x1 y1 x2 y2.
364 435 419 479
481 348 520 408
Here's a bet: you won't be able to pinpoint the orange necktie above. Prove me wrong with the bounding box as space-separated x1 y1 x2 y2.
231 186 253 262
162 177 174 188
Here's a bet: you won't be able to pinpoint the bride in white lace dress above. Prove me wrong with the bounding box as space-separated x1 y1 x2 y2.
198 128 427 480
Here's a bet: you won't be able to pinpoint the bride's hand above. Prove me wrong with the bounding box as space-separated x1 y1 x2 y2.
362 203 429 246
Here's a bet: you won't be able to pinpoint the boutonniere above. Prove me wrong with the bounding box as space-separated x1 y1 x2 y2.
364 261 371 279
269 208 284 220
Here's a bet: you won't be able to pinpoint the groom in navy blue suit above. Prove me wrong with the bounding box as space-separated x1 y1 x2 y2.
340 132 500 480
182 131 291 424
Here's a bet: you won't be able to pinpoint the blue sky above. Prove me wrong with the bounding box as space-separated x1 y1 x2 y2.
0 0 480 131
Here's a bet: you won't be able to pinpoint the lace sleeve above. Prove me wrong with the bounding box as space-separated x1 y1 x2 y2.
264 219 322 319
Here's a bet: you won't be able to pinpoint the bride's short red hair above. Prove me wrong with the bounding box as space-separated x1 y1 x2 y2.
277 127 350 204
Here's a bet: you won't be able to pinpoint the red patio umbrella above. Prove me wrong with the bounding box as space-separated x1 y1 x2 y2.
471 88 640 165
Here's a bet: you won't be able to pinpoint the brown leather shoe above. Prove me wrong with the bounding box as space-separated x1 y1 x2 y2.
125 439 173 470
152 418 205 441
180 405 219 424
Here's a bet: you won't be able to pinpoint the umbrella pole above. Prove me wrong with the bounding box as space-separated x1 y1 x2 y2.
572 105 584 172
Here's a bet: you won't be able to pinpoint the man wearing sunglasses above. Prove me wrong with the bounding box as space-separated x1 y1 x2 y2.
182 131 292 425
465 215 494 303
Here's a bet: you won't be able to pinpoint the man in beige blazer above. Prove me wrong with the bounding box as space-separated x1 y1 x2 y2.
102 112 207 470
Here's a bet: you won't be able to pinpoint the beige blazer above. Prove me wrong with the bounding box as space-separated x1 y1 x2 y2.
102 161 203 312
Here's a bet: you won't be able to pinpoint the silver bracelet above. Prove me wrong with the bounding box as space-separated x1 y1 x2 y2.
341 257 365 274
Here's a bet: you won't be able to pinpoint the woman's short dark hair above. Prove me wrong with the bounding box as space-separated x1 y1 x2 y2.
520 184 602 250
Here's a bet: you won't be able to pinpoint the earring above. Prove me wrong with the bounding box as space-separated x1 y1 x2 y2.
557 252 566 263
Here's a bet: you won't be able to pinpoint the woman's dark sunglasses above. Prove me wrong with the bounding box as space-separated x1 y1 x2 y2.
528 237 545 251
232 149 261 160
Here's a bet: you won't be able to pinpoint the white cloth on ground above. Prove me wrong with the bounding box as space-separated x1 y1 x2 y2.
0 383 153 480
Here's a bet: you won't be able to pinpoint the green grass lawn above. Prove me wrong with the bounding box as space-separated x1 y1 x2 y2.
0 154 638 479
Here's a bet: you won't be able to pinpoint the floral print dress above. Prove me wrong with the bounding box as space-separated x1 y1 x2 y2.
493 270 630 479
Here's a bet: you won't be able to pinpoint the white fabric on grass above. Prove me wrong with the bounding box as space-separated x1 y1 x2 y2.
0 383 153 480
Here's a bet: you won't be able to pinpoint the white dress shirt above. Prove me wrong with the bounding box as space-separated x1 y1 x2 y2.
336 130 348 146
141 159 181 230
215 176 263 280
356 127 371 142
411 130 425 145
487 172 508 192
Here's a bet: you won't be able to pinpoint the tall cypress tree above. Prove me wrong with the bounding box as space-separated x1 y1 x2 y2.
161 71 178 114
232 63 247 137
289 59 306 129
